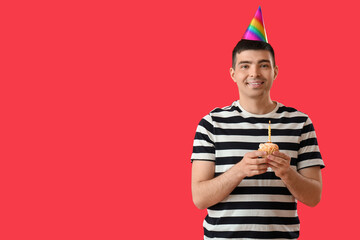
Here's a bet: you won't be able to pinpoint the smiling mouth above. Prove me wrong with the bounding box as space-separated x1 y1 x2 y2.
247 82 264 87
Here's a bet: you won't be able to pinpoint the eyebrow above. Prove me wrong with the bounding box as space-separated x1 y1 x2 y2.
238 59 271 65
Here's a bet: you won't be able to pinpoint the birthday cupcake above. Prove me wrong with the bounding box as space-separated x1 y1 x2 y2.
259 142 279 155
258 120 279 155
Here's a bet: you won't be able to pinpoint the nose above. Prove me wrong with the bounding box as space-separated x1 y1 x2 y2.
249 66 260 78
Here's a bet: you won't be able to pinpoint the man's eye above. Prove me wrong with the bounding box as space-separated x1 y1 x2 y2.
260 64 269 68
240 65 249 69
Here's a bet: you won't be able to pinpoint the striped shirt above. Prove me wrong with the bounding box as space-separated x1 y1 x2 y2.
191 100 324 240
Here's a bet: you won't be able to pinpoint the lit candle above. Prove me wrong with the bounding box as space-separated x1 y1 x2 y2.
268 120 271 142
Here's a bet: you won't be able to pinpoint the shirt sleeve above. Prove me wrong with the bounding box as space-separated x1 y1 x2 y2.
191 114 216 162
297 117 325 170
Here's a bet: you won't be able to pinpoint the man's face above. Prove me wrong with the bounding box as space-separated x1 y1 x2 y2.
230 50 278 100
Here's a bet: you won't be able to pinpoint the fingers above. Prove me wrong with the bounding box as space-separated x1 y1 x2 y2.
266 152 292 178
267 152 291 165
244 151 269 166
246 150 267 159
249 169 268 176
249 159 269 172
249 164 269 176
242 151 292 178
253 163 269 171
267 159 279 168
267 156 284 169
271 151 291 161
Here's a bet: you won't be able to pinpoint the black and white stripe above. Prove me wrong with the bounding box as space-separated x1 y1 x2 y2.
191 101 324 239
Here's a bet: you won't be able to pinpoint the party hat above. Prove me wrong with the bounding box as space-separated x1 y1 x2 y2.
242 6 268 42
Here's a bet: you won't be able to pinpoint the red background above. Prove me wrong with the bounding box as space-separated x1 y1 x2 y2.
1 0 358 239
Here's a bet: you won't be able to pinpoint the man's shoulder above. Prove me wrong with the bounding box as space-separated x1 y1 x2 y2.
209 101 239 115
276 103 309 118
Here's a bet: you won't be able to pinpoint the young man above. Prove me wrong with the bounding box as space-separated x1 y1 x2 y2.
191 7 324 240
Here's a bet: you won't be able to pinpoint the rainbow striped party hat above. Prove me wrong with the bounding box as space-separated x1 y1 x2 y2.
242 6 268 43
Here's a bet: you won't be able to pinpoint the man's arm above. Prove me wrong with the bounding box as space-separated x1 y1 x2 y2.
191 151 268 210
267 151 322 207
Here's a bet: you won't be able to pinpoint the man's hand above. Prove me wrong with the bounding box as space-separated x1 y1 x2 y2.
267 151 291 178
234 151 269 178
266 151 322 207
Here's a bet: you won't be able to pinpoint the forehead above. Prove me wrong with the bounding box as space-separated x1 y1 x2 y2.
236 50 273 64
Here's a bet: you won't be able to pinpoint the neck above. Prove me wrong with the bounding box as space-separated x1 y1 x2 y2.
238 96 276 115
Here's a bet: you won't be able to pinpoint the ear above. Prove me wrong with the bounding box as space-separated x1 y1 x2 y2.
273 65 279 80
230 67 236 82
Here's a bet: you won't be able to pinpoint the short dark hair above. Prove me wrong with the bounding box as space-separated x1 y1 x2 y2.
232 39 275 69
